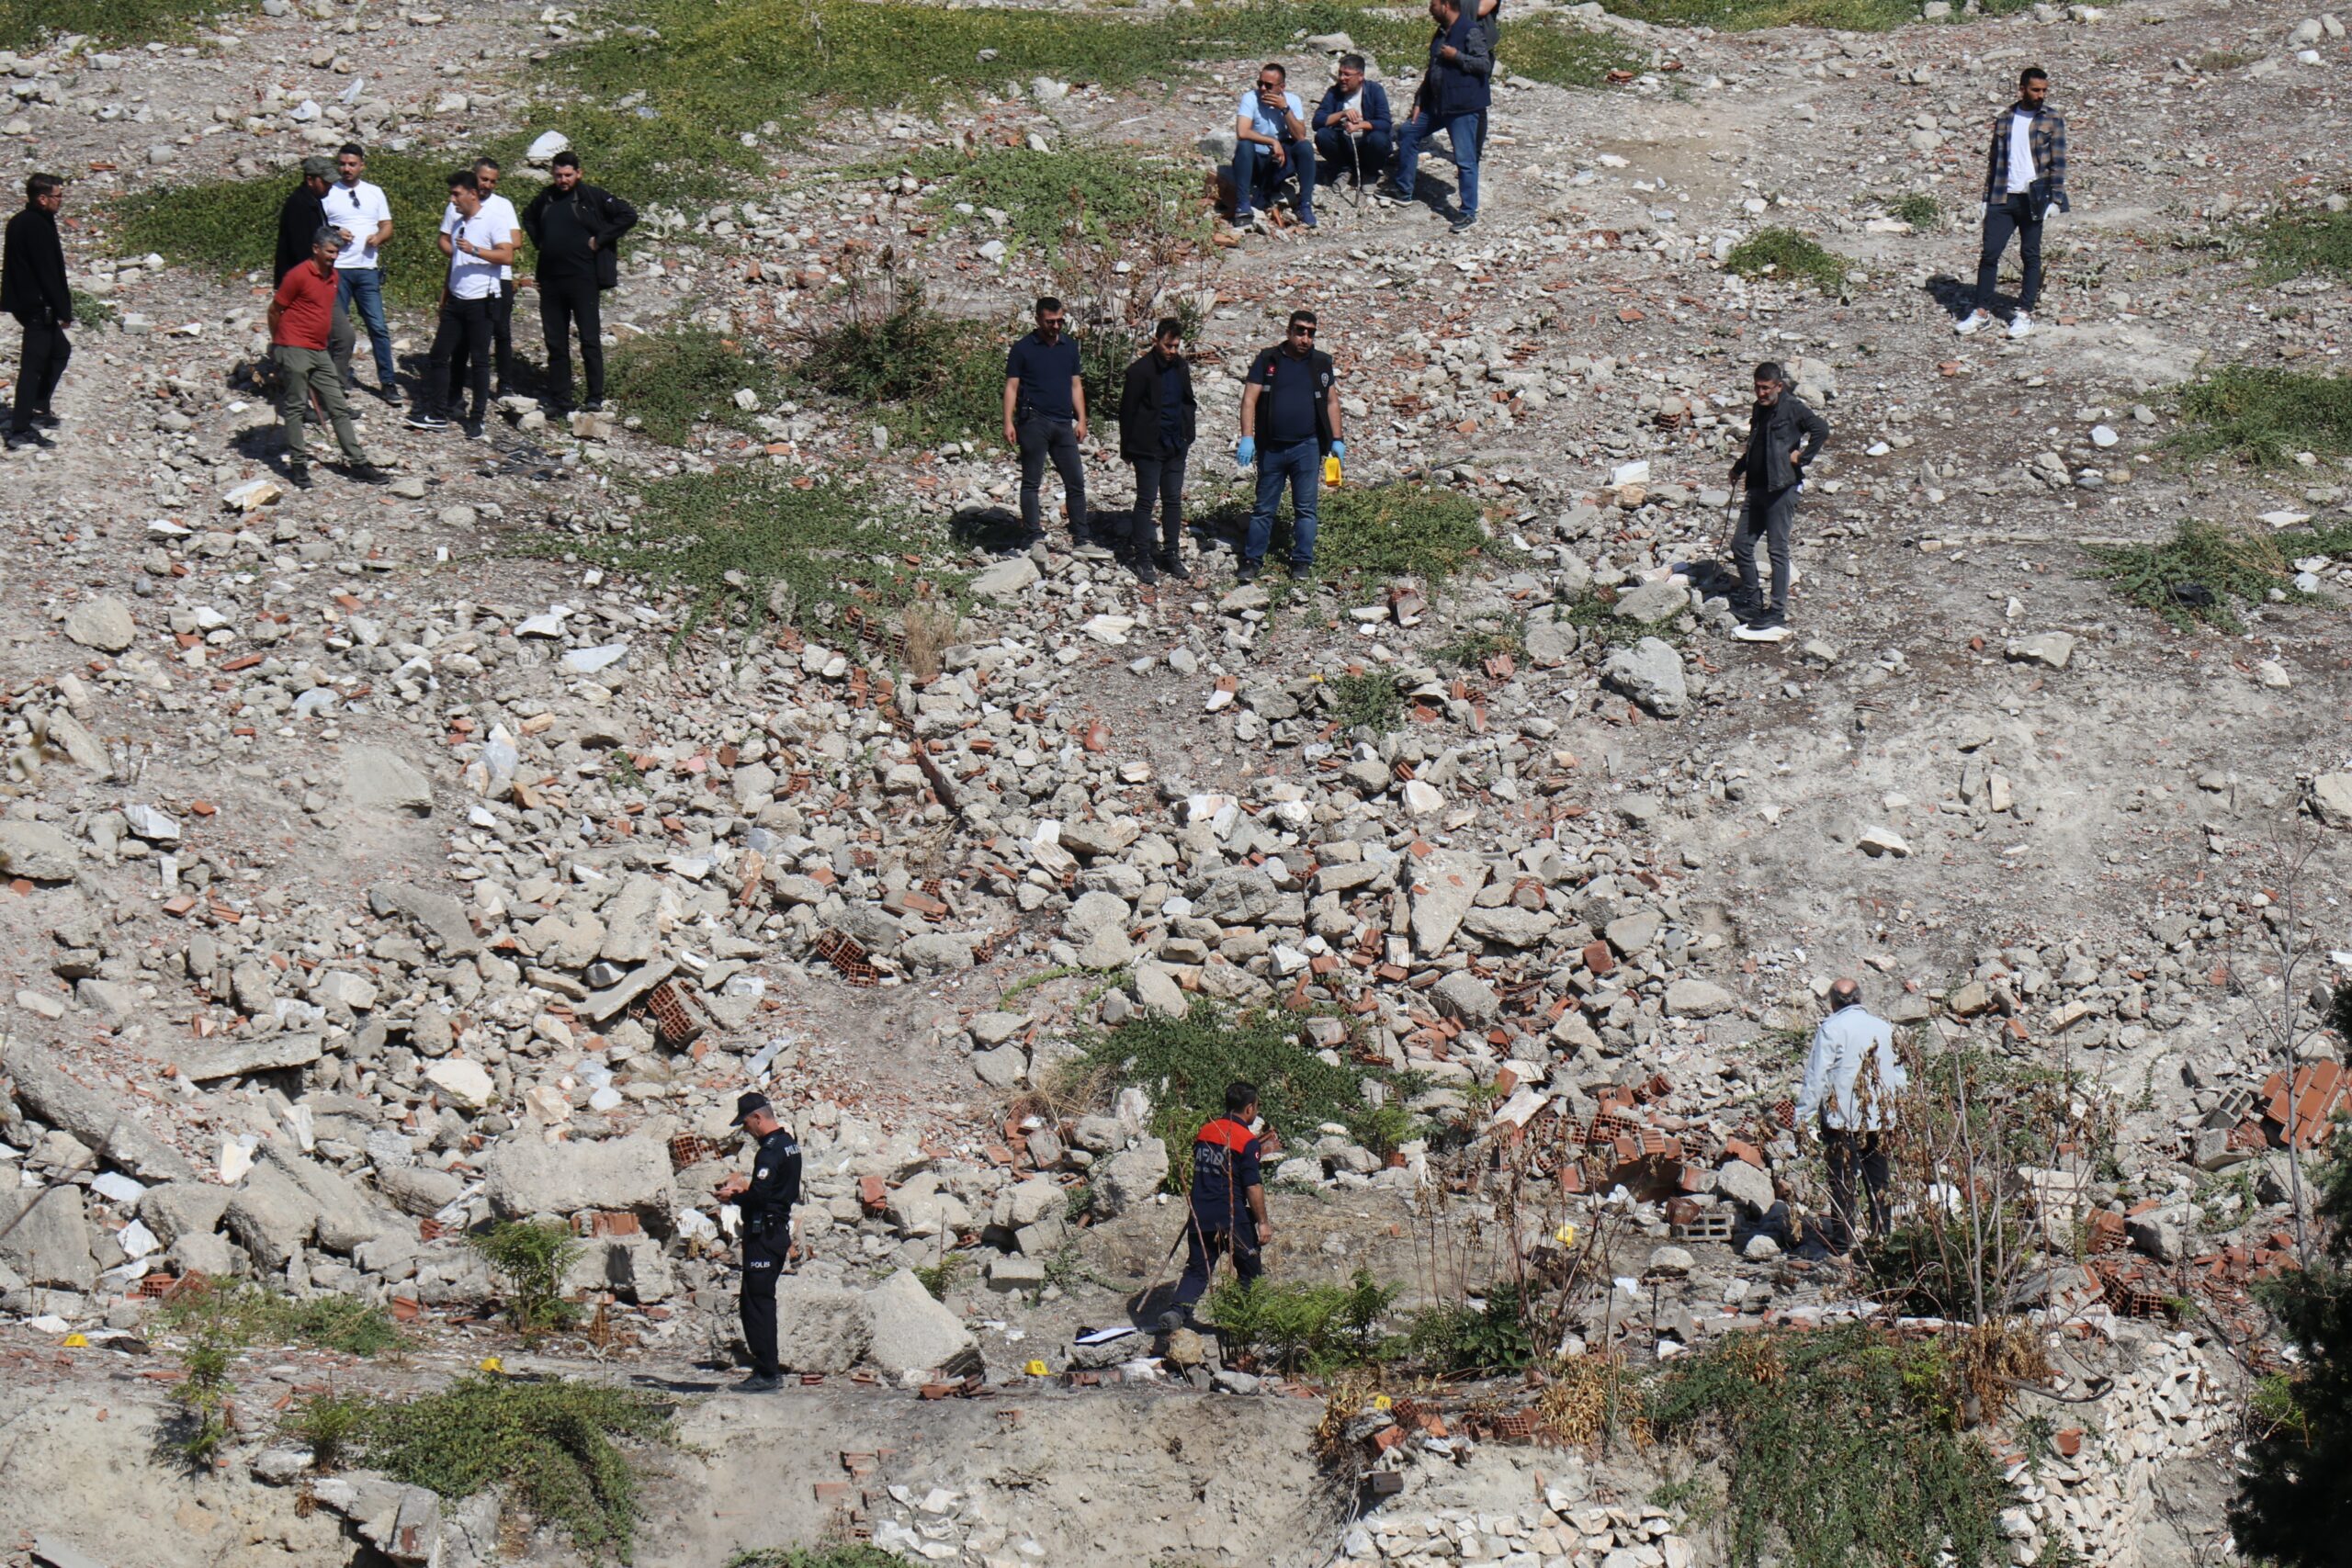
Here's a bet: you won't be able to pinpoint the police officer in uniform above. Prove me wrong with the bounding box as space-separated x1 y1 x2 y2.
1158 1079 1271 1332
714 1090 799 1392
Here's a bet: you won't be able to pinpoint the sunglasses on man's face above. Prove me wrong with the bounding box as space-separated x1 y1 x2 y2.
1292 325 1317 337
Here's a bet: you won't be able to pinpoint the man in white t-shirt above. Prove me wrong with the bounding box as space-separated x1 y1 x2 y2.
320 142 398 402
1228 62 1317 230
438 156 522 401
1955 67 2069 341
407 169 514 438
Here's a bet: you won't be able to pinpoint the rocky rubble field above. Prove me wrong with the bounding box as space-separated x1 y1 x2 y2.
1 0 2350 1563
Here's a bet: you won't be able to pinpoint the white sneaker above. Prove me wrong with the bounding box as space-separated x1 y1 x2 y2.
1954 310 1990 336
2007 311 2034 339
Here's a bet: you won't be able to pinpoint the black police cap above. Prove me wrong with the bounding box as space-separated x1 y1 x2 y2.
731 1091 771 1126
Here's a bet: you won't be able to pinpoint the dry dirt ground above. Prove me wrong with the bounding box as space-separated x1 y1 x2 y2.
0 0 2346 1562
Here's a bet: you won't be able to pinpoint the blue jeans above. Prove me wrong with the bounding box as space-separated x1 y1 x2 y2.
1231 137 1317 221
1394 109 1480 218
336 267 396 388
1244 438 1321 568
1314 126 1392 184
1974 194 2043 314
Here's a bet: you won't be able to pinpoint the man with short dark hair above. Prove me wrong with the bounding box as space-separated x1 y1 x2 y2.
3 174 72 450
1956 68 2068 340
1725 361 1827 637
1385 0 1489 233
1159 1079 1271 1332
1237 310 1343 583
1313 55 1393 190
322 143 398 401
439 157 520 398
715 1090 800 1393
522 150 638 414
270 225 388 489
1231 62 1317 229
408 170 514 439
1118 317 1197 584
1793 979 1905 1255
1002 298 1093 550
276 155 356 413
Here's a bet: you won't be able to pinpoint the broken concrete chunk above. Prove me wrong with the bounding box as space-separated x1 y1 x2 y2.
343 745 435 814
62 595 136 652
483 1134 673 1221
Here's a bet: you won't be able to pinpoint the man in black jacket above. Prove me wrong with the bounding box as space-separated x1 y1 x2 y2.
1725 362 1829 636
274 156 356 409
522 151 638 413
4 174 72 449
715 1091 800 1393
1117 318 1197 585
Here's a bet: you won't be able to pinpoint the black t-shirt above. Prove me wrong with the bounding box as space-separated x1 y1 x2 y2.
1006 330 1082 421
743 1124 801 1235
1248 344 1332 446
537 189 594 281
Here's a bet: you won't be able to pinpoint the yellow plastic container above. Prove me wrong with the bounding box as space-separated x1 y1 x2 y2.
1323 455 1344 487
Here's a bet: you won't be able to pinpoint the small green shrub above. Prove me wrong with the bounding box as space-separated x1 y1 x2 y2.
469 1220 584 1340
538 466 965 645
913 1253 969 1301
1082 1002 1401 1181
1723 228 1849 293
1204 1268 1398 1372
2254 207 2352 282
361 1375 675 1562
2083 517 2316 633
69 287 118 327
1428 626 1524 668
1323 670 1404 733
1191 483 1492 585
157 1279 401 1357
793 279 1005 446
728 1547 910 1568
0 0 224 47
1892 193 1940 231
1648 1324 2010 1568
605 326 786 447
284 1390 370 1472
2175 366 2352 468
1400 1280 1535 1373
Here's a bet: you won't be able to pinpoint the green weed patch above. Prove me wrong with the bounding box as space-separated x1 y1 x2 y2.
888 145 1202 255
2175 366 2352 468
1892 193 1940 230
606 326 787 447
729 1548 910 1568
157 1279 402 1357
1503 21 1646 87
360 1375 675 1563
1192 483 1491 584
1323 669 1405 732
2254 206 2352 283
792 282 1007 446
0 0 224 48
1647 1324 2011 1568
2083 518 2335 634
1601 0 2029 28
1204 1269 1397 1373
1723 227 1849 292
544 466 965 645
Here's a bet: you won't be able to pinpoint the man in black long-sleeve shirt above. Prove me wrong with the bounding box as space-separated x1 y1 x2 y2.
274 156 356 403
3 174 72 448
521 151 637 413
715 1091 800 1392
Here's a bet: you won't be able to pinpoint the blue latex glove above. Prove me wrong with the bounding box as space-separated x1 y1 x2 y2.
1237 435 1257 466
1329 440 1346 460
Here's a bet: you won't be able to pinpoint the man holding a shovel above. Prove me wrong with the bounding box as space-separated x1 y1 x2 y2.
1157 1080 1272 1331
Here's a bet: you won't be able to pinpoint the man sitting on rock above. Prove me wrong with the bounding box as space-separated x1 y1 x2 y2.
1229 62 1317 230
1312 55 1394 190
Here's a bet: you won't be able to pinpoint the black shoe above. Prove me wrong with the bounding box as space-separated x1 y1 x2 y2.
464 420 489 442
1376 181 1415 204
1235 562 1260 585
345 463 391 487
1746 604 1788 632
6 427 51 449
1286 562 1312 581
1449 212 1478 233
1156 1309 1184 1335
1725 591 1762 615
1134 554 1159 584
378 385 403 406
582 399 605 413
286 464 314 490
735 1372 781 1393
404 409 449 431
30 411 59 429
1158 552 1191 581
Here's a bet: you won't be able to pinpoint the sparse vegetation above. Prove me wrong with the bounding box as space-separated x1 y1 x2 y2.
69 287 118 327
2175 366 2352 468
1603 0 2026 27
1323 670 1405 732
605 326 786 447
283 1389 369 1472
2083 518 2324 633
913 1252 970 1301
157 1279 402 1358
1499 21 1645 87
0 0 225 48
359 1375 676 1563
727 1547 910 1568
886 145 1203 257
1647 1324 2014 1568
792 275 1006 446
1893 193 1941 230
469 1219 585 1340
1428 626 1525 669
1193 483 1491 586
1723 227 1849 293
1203 1268 1398 1373
542 466 965 646
2254 207 2352 282
1400 1280 1539 1374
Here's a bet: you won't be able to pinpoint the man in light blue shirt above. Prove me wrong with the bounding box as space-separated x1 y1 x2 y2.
1230 62 1317 229
1793 977 1906 1252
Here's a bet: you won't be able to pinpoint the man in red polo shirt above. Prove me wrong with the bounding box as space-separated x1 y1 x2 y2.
270 225 387 488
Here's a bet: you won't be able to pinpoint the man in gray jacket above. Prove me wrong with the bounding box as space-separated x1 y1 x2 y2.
1792 977 1905 1254
1726 361 1828 637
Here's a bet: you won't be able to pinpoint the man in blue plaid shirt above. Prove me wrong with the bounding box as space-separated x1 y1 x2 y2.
1955 67 2068 341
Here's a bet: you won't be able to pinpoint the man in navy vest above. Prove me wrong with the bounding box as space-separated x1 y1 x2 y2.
1383 0 1491 233
1158 1080 1271 1332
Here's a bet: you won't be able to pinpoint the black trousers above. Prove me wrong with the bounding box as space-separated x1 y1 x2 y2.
427 294 493 421
540 274 605 407
1733 482 1799 610
1974 194 2043 314
448 279 514 402
1170 1218 1262 1313
1130 451 1187 555
739 1232 786 1376
1823 1128 1890 1253
11 312 70 432
1017 414 1087 535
